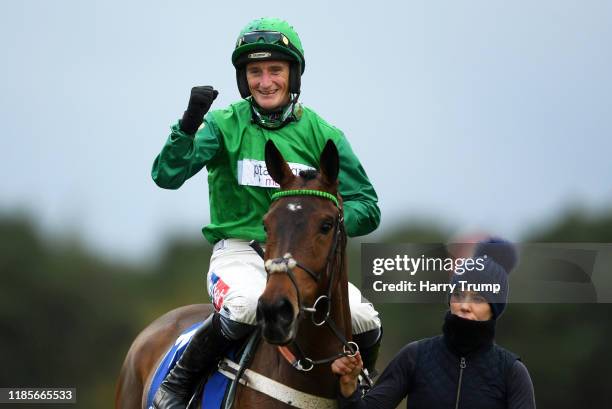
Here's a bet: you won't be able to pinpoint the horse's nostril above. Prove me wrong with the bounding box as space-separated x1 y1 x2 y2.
276 297 294 324
257 297 294 326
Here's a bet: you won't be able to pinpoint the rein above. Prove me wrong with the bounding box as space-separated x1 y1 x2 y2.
253 188 372 387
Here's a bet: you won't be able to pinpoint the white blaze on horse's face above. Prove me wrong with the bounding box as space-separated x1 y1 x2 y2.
287 202 302 212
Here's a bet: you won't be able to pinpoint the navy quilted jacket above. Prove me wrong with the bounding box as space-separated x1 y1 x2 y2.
339 335 535 409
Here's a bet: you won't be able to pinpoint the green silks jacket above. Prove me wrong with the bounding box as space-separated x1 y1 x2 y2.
152 99 380 244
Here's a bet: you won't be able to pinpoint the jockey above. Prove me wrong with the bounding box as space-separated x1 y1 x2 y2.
151 17 382 408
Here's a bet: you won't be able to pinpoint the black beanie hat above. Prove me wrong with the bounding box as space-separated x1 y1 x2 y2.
449 238 518 319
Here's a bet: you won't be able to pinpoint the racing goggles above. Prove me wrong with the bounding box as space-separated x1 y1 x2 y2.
237 31 292 48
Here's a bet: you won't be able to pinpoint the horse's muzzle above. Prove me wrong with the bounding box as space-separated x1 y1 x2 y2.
256 296 296 345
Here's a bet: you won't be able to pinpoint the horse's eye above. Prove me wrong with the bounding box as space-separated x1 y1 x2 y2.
263 223 268 233
320 221 333 234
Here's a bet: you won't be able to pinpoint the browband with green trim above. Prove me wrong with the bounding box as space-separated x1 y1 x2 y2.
271 189 339 208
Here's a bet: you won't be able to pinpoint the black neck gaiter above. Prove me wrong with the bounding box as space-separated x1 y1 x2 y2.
442 311 496 356
250 96 300 129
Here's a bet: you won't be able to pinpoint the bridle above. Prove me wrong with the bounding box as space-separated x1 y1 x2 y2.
251 188 372 386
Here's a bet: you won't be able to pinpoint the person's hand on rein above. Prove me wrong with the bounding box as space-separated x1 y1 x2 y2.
331 352 363 398
179 86 219 135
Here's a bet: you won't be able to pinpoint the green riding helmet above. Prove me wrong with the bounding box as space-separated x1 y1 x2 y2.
232 18 305 98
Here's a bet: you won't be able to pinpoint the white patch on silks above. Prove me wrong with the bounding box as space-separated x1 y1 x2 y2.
236 159 314 188
287 203 302 212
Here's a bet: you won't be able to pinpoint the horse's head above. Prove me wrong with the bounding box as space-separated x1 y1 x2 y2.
257 139 345 345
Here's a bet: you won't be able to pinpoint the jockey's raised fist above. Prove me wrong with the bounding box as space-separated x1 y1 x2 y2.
179 86 219 135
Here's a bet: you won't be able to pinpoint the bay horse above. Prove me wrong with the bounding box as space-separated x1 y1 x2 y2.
116 139 353 408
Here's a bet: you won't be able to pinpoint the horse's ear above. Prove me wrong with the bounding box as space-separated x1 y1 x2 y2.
265 140 295 187
320 139 340 186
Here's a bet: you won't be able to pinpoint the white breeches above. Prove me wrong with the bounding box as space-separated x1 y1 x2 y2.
206 239 381 335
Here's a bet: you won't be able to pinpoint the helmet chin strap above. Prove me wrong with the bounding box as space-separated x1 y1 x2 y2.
250 93 301 130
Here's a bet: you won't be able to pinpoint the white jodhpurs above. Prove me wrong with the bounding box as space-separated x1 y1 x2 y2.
206 239 381 335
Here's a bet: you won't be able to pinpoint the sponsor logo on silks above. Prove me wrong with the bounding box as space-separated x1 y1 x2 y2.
210 272 230 312
237 159 315 188
248 51 272 59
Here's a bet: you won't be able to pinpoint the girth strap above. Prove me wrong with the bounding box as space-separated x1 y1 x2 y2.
217 358 338 409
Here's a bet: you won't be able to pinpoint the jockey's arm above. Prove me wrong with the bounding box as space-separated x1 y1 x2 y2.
152 115 221 189
335 135 381 237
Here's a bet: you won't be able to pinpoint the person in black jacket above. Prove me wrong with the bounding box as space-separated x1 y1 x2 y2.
332 238 536 409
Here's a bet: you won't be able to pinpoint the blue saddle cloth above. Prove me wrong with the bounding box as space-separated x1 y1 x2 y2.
145 321 231 409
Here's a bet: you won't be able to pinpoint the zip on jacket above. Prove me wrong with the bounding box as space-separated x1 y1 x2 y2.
454 356 466 409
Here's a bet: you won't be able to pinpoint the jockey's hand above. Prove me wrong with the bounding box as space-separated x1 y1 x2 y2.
331 352 363 398
179 86 219 135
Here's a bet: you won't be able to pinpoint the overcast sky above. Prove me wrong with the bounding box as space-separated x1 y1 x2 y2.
1 0 611 261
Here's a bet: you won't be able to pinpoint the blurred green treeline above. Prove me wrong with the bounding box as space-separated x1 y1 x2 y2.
1 208 612 408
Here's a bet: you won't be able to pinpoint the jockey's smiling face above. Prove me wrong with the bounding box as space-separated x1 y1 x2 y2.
450 291 493 321
246 60 291 111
